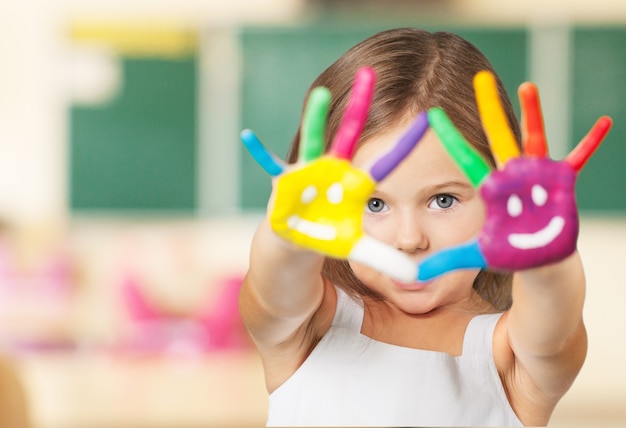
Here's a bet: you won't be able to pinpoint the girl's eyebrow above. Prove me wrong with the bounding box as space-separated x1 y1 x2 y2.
369 180 474 201
423 181 475 193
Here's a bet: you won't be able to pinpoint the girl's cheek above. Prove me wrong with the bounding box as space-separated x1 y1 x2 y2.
458 202 486 240
349 260 381 288
362 215 393 242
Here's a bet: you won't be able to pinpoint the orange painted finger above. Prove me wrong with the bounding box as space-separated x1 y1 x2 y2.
565 116 612 172
518 82 548 158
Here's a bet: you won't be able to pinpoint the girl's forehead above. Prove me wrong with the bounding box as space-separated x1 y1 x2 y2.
353 120 422 162
353 127 443 166
353 127 474 189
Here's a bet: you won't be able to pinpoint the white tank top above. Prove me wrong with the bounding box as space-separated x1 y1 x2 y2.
267 286 522 427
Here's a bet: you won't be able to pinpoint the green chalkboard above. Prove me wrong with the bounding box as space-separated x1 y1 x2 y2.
239 27 373 210
70 57 197 212
239 24 527 210
571 27 626 213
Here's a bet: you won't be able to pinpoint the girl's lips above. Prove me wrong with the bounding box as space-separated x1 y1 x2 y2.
391 278 431 291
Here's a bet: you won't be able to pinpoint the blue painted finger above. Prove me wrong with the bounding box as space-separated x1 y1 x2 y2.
417 239 487 281
240 129 285 176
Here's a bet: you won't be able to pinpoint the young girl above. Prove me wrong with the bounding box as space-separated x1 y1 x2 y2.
239 28 593 426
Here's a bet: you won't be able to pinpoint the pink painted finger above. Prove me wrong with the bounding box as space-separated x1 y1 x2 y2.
565 116 612 172
329 67 376 160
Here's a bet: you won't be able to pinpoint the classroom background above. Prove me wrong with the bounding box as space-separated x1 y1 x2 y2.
1 0 625 427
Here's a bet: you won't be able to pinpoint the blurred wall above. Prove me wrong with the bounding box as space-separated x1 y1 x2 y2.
2 0 626 229
0 0 303 232
0 1 66 227
458 0 626 22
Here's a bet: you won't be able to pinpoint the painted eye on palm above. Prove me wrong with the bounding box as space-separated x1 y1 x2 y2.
420 71 612 281
241 67 430 283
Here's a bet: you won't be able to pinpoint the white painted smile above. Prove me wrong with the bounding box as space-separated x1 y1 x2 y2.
287 215 337 240
507 216 565 250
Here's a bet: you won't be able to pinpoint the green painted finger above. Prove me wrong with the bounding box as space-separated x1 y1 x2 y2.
300 87 332 162
428 107 491 187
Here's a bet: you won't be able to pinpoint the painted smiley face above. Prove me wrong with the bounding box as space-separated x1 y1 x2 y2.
479 157 579 270
419 72 610 280
270 157 376 258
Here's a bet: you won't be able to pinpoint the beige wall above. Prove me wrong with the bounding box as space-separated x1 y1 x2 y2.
457 0 626 22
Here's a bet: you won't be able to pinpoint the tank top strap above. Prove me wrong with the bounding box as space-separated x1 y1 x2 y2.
462 312 503 356
331 286 365 332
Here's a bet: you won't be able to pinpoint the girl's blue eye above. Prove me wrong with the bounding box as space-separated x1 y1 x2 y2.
430 194 457 210
367 198 386 213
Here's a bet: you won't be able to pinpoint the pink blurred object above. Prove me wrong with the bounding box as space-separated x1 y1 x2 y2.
0 246 73 301
119 274 249 356
0 244 76 353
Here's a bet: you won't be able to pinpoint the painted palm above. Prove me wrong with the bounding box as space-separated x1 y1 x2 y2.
421 71 612 281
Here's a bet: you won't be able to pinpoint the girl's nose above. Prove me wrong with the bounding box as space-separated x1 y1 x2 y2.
394 213 428 253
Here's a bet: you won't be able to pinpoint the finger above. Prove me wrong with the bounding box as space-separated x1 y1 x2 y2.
474 71 520 167
300 87 332 163
518 82 548 158
565 116 613 172
329 67 376 160
349 236 418 283
240 129 285 176
369 111 429 182
417 240 487 281
428 107 492 188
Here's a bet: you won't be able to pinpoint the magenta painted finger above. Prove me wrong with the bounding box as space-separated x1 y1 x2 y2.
369 111 429 182
329 67 376 160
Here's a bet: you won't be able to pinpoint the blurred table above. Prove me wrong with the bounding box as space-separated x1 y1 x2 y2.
16 350 268 428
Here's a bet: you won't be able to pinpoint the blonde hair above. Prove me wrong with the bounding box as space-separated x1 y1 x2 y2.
287 28 520 311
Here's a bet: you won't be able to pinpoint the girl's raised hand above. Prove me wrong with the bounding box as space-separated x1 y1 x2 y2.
241 67 429 282
421 71 612 281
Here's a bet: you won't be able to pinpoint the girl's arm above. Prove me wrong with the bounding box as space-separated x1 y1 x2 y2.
239 216 328 348
239 217 335 392
239 68 426 391
496 252 587 423
426 72 609 425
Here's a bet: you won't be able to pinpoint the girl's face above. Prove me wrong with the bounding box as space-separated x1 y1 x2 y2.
349 120 486 315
